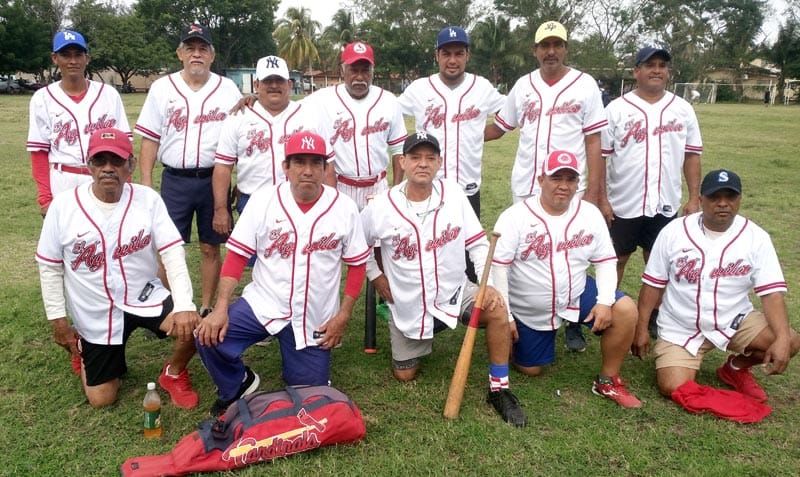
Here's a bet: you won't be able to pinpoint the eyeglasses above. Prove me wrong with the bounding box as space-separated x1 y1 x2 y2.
89 155 128 167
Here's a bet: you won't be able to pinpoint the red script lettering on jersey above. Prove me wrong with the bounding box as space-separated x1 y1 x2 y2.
302 233 340 255
675 256 701 283
391 235 417 260
112 229 152 260
264 228 295 259
709 259 752 279
71 240 104 272
425 224 461 251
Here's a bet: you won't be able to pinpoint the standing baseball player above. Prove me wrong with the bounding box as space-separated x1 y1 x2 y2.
397 26 505 218
491 150 642 408
135 24 242 318
36 128 200 408
305 41 407 208
212 55 307 237
484 20 608 352
28 30 131 218
601 47 702 287
195 131 368 417
361 132 527 427
633 169 799 421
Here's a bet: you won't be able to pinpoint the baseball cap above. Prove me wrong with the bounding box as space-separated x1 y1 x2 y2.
285 131 328 160
53 30 88 53
403 132 440 155
180 24 213 46
535 21 568 44
542 150 579 176
436 26 469 49
341 42 374 65
255 56 290 81
701 169 742 196
635 46 671 66
88 128 133 160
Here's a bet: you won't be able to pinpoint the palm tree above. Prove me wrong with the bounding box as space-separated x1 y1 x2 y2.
273 7 321 72
470 16 525 87
322 9 356 49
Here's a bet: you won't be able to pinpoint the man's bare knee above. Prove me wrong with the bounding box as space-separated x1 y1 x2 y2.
514 363 543 377
392 368 418 382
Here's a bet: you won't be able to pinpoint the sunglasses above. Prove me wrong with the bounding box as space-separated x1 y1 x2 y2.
89 155 129 167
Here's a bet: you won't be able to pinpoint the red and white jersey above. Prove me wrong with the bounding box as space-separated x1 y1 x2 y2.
398 73 505 195
492 196 617 330
602 91 703 218
35 183 185 345
361 179 488 339
27 80 131 165
494 68 606 196
135 72 242 169
214 100 306 194
305 84 406 178
642 213 786 355
226 183 368 350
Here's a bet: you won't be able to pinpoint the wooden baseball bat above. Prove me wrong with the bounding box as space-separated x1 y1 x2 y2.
443 231 501 419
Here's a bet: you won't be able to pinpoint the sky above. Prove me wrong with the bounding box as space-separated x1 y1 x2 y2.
278 0 790 44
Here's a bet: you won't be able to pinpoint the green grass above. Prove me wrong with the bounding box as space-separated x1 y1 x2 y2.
1 95 799 476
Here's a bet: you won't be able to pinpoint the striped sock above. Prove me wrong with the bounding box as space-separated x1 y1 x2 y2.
489 364 510 391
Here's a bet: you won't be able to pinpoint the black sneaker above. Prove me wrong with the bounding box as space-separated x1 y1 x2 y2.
565 322 586 352
209 367 260 417
487 389 527 427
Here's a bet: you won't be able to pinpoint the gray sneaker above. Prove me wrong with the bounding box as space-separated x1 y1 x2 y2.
565 322 586 352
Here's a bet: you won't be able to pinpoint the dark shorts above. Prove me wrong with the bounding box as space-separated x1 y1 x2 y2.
80 296 173 386
610 214 675 256
512 276 625 367
161 168 228 245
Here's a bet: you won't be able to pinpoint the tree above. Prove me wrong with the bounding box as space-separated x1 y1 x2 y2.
493 0 586 36
273 7 321 72
767 17 800 101
323 9 356 49
135 0 279 72
0 0 52 75
470 15 526 86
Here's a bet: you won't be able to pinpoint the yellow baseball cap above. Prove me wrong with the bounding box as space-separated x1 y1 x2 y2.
535 21 568 44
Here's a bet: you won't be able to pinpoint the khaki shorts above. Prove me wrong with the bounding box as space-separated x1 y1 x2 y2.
653 310 768 370
389 282 478 367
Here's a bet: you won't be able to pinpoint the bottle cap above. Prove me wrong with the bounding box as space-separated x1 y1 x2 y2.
147 382 156 390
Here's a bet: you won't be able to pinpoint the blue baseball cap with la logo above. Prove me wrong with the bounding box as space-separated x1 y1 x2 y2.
53 30 88 53
436 26 469 49
701 169 742 195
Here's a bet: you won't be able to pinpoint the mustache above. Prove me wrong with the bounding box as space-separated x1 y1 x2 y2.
351 81 369 88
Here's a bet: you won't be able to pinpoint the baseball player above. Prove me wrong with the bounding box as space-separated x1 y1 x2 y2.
36 128 200 408
304 41 407 210
135 24 242 317
28 30 131 217
212 55 307 237
601 47 702 289
397 26 505 218
491 150 642 408
633 169 800 418
484 20 608 352
361 132 527 427
195 131 368 417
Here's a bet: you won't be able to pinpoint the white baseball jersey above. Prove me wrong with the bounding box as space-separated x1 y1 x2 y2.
135 72 242 169
226 183 368 350
35 183 185 345
494 68 607 197
642 213 786 355
305 84 406 179
492 196 617 330
602 91 703 218
361 179 488 340
398 73 505 195
214 100 307 194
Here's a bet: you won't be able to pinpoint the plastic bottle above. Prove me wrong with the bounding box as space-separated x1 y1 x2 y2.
143 382 162 439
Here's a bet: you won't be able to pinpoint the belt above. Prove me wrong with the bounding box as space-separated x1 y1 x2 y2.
52 163 91 175
164 166 214 179
337 170 386 187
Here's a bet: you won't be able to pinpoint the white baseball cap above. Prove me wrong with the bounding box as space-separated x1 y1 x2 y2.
255 56 290 81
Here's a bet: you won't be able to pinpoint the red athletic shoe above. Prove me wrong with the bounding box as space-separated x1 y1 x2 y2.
592 375 643 408
158 363 199 409
716 354 768 403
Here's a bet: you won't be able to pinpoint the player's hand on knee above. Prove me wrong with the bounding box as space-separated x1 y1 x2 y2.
588 304 612 332
164 311 201 342
372 274 394 304
482 286 505 312
316 313 348 350
631 326 651 359
195 310 229 346
763 338 792 375
51 318 79 353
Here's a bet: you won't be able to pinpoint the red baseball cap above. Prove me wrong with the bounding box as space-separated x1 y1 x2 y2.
542 150 579 176
285 131 328 160
88 128 133 160
341 42 374 65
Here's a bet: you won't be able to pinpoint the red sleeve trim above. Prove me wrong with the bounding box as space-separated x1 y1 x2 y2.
344 262 366 298
221 250 249 281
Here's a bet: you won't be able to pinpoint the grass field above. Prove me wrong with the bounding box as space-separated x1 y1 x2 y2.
1 94 799 476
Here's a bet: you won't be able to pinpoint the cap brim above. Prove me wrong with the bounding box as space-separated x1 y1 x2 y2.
54 42 88 52
89 146 131 160
701 185 741 196
343 56 374 65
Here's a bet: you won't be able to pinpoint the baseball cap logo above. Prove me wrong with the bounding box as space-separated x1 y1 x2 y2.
353 42 367 53
449 28 457 38
718 171 729 182
556 152 572 164
64 32 77 41
301 136 316 150
416 132 429 140
189 25 203 34
100 132 117 140
264 56 279 67
544 22 557 31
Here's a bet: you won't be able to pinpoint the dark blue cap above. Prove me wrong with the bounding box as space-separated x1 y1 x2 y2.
635 47 671 66
436 26 469 49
